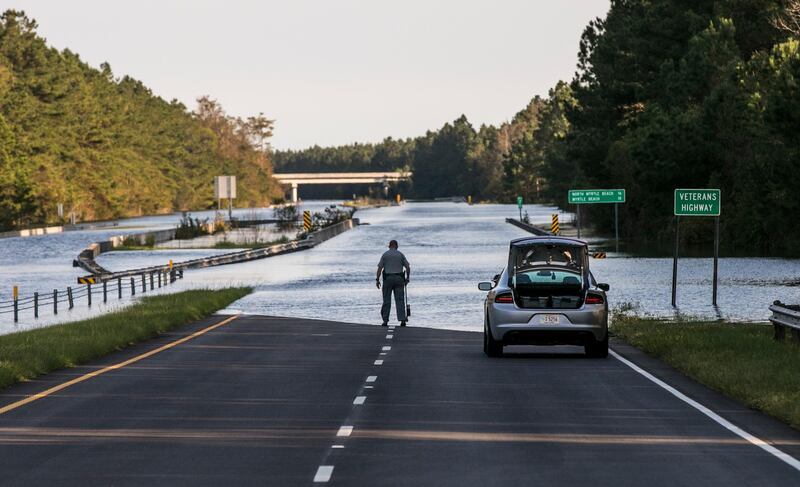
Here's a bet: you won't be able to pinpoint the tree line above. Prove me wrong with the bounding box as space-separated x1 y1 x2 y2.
0 10 282 230
276 1 800 255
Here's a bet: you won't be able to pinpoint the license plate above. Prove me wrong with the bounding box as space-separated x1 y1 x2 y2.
540 314 559 324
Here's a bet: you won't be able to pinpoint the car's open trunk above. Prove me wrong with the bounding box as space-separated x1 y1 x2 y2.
508 241 588 310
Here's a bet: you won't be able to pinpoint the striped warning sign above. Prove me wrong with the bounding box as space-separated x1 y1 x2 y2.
592 252 607 259
78 276 96 284
303 210 312 231
550 214 560 235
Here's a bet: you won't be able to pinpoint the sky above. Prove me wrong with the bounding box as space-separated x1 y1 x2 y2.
11 0 610 150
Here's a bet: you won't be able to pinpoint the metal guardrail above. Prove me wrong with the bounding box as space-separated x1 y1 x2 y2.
768 301 800 341
0 269 184 324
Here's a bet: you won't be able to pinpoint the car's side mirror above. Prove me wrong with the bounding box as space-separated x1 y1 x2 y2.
478 282 493 291
597 283 610 292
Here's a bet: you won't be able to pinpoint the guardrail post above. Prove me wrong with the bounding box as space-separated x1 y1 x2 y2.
34 292 38 318
170 269 176 283
53 289 58 315
150 272 154 290
131 277 136 296
118 277 122 299
87 283 92 307
179 270 184 279
103 281 108 303
67 287 74 309
13 297 18 323
141 274 146 293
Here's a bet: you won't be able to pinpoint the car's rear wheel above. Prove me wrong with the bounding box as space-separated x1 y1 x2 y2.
585 333 608 358
484 315 503 357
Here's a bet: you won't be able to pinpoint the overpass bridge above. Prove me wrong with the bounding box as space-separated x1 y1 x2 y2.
273 171 412 202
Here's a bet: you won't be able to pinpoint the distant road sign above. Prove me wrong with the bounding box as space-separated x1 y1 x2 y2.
214 175 237 200
674 189 720 216
516 196 523 209
568 189 626 204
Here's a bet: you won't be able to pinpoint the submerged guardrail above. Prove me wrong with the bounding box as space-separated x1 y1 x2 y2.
0 269 184 324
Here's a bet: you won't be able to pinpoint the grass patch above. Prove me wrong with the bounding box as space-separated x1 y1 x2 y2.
613 315 800 428
0 287 251 390
112 244 157 251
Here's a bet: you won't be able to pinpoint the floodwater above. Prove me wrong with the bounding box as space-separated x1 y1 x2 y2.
3 201 800 333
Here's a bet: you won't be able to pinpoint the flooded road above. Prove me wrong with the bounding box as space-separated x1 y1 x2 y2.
107 202 800 331
3 202 800 332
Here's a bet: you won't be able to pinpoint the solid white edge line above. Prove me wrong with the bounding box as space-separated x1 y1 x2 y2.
610 349 800 472
314 465 334 482
353 396 366 405
337 426 353 437
366 375 377 382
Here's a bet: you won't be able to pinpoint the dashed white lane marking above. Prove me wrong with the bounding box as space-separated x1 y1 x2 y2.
314 465 334 483
382 346 391 351
353 396 366 405
366 375 377 382
386 334 393 339
610 349 800 473
364 385 374 389
332 445 345 449
380 352 387 356
337 426 353 437
374 359 384 365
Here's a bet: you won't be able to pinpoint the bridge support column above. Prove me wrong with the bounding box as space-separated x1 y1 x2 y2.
291 183 298 203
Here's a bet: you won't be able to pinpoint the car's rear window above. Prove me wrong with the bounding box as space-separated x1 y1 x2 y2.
513 269 583 287
511 244 585 274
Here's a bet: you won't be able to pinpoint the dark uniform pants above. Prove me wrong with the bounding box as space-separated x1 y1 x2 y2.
381 274 407 323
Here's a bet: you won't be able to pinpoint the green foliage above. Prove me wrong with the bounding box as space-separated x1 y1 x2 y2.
0 10 281 230
273 204 299 230
0 287 251 390
174 212 211 240
554 0 800 254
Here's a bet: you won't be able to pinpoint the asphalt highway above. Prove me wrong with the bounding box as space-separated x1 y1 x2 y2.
0 315 798 486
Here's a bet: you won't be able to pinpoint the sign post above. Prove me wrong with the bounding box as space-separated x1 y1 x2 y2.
673 189 721 306
214 176 237 221
568 189 626 246
516 196 523 220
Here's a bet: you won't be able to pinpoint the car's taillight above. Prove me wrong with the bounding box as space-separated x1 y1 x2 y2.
495 293 514 304
585 293 604 305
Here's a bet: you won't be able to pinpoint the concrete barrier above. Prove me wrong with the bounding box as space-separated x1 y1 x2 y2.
505 218 552 236
76 219 358 283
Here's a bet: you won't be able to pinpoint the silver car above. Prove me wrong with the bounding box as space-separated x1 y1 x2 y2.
479 236 609 358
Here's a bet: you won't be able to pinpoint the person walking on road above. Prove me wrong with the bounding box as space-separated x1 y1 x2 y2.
376 239 411 327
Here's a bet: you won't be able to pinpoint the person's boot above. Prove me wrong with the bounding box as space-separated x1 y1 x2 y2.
400 321 407 327
382 322 388 327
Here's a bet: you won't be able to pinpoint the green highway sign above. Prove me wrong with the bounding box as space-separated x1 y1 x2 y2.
674 189 721 216
516 196 523 209
568 189 626 204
